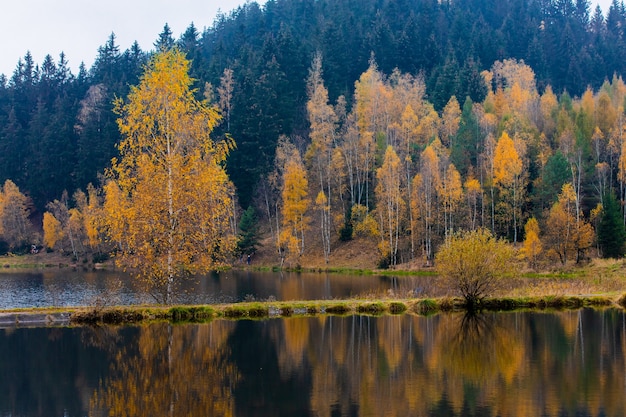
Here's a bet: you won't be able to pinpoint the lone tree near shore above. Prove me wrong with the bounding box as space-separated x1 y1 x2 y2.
104 49 236 304
435 228 514 307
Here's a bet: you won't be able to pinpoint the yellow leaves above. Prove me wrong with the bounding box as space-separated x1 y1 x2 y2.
375 146 405 263
436 228 515 304
105 49 236 302
559 183 577 206
315 190 328 208
43 212 63 249
520 217 542 268
282 158 310 227
493 131 522 186
440 96 461 147
440 163 463 206
351 204 379 238
544 183 595 264
0 179 32 249
464 177 481 194
280 146 310 260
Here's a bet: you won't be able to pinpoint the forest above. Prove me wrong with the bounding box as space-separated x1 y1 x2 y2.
2 0 626 270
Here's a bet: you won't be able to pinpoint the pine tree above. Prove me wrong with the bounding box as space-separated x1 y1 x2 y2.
237 206 260 257
598 191 626 258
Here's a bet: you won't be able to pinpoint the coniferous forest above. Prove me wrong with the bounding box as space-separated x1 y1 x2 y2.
3 0 626 268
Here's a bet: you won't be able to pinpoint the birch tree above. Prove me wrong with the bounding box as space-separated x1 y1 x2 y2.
104 49 236 303
493 131 524 242
375 146 405 266
279 147 310 265
306 54 337 262
0 179 33 250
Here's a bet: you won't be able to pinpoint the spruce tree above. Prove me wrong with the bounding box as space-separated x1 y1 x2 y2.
237 206 260 256
598 191 626 258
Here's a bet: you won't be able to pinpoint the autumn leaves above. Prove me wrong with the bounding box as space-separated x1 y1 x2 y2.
106 49 236 303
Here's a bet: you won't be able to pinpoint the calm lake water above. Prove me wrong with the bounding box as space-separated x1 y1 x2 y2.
0 269 440 309
1 309 624 416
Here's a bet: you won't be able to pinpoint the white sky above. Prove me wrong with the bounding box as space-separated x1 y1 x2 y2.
0 0 267 77
0 0 613 78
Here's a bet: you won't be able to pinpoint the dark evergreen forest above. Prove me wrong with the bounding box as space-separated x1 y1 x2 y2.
1 0 625 212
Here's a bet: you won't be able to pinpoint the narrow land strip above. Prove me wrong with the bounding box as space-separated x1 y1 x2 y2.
0 294 620 328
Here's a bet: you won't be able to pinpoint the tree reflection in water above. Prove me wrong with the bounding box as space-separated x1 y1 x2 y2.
88 322 239 417
73 310 626 416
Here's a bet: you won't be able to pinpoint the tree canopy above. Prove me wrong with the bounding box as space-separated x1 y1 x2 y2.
103 49 236 303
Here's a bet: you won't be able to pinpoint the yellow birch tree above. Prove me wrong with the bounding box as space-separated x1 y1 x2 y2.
0 179 33 250
493 131 524 242
306 53 337 262
279 148 310 265
43 212 63 250
104 49 236 303
375 145 405 266
520 217 542 269
412 145 440 263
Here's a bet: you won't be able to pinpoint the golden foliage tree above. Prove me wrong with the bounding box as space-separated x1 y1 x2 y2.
440 96 461 148
435 228 514 306
520 217 542 269
279 146 310 264
439 162 463 236
412 144 440 262
375 145 405 266
464 177 482 231
306 54 338 262
42 212 63 250
493 131 524 242
544 184 594 264
45 193 83 258
0 179 33 250
104 49 236 303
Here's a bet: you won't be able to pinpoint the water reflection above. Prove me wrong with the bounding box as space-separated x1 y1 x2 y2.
1 309 625 416
89 322 239 417
0 269 441 308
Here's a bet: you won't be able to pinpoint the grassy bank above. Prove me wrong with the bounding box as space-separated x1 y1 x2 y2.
0 294 614 326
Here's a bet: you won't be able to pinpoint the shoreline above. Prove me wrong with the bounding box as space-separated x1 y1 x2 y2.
0 294 621 328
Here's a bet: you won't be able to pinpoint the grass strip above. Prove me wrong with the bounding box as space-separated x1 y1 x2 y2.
0 294 619 326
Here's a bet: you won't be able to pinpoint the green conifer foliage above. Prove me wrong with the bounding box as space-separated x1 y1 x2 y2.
598 192 626 258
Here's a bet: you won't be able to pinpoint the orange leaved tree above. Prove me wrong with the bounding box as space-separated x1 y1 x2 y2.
104 49 236 303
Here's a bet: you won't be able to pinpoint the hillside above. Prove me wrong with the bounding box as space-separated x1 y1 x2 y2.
2 0 626 270
1 0 625 211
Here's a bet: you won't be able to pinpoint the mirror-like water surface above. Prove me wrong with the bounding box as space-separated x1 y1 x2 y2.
1 309 624 416
0 269 438 309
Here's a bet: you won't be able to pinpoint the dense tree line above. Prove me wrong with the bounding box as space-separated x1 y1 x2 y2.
2 0 626 263
269 57 626 267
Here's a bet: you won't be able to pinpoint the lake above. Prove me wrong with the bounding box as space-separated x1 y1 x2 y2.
0 309 624 416
0 269 442 309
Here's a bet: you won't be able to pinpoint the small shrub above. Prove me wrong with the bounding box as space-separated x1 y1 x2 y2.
339 222 353 241
357 302 386 314
92 252 109 263
247 303 269 318
388 302 407 314
416 298 438 314
325 303 350 315
435 228 514 308
377 255 391 270
223 306 247 318
170 306 214 322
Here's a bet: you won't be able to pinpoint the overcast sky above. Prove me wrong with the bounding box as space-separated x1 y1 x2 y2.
0 0 268 77
0 0 613 78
